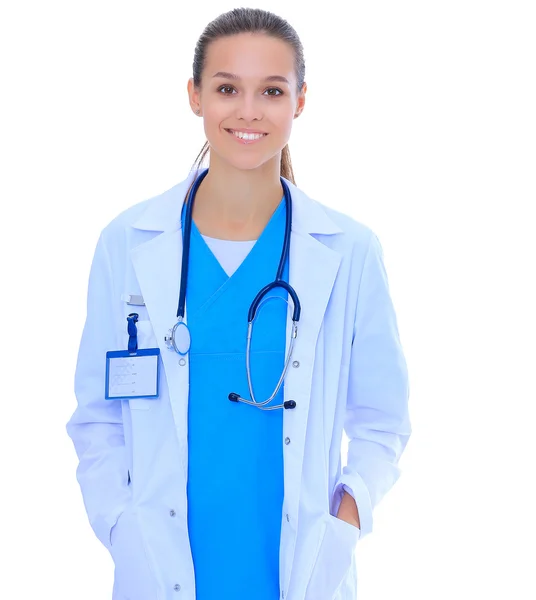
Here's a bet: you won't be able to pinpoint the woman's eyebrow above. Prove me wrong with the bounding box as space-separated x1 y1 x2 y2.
212 71 290 84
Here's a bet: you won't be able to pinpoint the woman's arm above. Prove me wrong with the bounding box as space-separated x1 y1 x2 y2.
334 231 411 538
66 232 131 551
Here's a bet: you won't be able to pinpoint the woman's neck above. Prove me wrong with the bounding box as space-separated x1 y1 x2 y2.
191 156 284 241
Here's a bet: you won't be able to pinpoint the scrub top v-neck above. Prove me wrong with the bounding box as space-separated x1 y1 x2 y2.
200 234 257 277
184 196 289 600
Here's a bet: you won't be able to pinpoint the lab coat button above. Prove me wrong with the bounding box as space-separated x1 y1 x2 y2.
292 361 300 368
286 513 290 522
173 584 181 592
284 437 291 445
169 509 176 517
179 358 186 366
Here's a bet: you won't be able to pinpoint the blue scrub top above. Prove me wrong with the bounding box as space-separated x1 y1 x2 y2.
185 196 289 600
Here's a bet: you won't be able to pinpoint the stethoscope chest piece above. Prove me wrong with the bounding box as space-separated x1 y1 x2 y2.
164 318 191 355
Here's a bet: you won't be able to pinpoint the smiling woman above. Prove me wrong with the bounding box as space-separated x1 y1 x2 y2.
186 23 306 208
66 6 411 600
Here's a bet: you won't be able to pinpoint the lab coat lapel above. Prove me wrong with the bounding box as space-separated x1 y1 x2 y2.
280 194 343 589
130 229 191 476
128 173 198 479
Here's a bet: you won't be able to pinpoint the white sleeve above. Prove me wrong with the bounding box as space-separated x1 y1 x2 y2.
66 232 131 551
333 232 411 539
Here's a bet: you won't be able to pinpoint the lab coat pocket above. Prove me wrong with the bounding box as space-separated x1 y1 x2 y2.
304 514 360 600
127 320 161 411
110 509 157 600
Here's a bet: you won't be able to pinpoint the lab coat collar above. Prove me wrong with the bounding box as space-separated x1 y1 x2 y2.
130 169 343 236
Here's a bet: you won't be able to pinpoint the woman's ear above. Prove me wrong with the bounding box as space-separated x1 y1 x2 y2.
187 78 201 116
294 81 307 118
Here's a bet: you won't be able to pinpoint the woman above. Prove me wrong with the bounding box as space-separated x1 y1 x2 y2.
67 7 411 600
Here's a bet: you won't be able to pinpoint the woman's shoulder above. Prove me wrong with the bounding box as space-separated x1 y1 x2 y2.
291 180 379 256
319 201 376 242
101 196 153 234
99 173 196 247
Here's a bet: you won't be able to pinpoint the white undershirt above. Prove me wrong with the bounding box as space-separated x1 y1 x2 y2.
201 234 257 277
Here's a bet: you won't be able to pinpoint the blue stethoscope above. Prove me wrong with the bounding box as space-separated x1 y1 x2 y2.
164 168 300 410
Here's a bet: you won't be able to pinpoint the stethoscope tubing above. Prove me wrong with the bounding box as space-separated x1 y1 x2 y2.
169 167 301 410
178 168 300 324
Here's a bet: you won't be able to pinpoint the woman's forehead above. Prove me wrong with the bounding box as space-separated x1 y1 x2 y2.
204 34 295 80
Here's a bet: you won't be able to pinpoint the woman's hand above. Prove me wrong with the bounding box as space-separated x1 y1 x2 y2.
336 490 361 529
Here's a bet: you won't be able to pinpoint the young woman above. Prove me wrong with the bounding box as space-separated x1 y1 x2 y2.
67 7 411 600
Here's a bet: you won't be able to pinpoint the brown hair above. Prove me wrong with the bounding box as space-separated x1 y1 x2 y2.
189 7 305 186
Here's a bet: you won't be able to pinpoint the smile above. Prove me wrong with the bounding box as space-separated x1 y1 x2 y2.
225 129 268 144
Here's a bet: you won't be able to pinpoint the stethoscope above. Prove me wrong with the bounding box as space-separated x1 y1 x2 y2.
164 168 300 410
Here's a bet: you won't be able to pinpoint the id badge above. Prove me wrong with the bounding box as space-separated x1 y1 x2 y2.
105 348 160 400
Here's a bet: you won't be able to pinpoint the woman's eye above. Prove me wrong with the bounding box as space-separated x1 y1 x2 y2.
218 85 236 95
264 88 283 96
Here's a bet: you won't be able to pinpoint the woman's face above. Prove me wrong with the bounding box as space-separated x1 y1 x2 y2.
188 33 306 171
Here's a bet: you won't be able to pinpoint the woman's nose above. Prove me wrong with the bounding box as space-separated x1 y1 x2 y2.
235 95 263 121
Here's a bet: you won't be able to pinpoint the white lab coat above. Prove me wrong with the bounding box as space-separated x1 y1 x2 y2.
66 169 411 600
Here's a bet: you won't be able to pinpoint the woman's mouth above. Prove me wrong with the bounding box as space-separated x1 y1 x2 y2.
225 129 268 144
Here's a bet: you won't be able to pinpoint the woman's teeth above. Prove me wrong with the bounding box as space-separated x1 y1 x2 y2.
228 130 267 140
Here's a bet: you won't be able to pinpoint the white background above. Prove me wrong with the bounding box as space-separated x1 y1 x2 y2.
1 1 535 598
